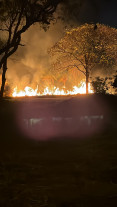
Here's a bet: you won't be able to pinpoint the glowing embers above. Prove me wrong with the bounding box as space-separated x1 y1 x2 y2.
12 82 93 97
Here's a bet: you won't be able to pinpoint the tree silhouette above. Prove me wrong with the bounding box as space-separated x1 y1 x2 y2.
0 0 62 97
113 75 117 88
91 77 108 94
112 74 117 94
49 23 117 94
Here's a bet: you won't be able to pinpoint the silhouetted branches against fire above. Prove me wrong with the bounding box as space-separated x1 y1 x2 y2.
0 0 62 97
49 23 117 94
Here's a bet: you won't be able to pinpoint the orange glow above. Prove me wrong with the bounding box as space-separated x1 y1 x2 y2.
12 82 93 97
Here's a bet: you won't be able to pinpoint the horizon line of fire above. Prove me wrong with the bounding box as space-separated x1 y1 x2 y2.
12 81 93 97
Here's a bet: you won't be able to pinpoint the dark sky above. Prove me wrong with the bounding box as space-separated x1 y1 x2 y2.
99 0 117 27
63 0 117 27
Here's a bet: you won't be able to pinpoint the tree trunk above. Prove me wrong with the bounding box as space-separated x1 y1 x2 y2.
0 60 7 98
86 69 89 94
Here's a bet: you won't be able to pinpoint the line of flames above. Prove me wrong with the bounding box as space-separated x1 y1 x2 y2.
12 82 93 97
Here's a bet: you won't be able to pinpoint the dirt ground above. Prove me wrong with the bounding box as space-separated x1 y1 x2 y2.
0 95 117 207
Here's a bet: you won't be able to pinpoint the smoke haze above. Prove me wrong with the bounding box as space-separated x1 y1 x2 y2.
5 0 117 92
7 21 65 90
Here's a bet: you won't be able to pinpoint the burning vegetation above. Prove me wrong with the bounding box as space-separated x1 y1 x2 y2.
49 23 117 94
5 23 117 98
12 81 93 97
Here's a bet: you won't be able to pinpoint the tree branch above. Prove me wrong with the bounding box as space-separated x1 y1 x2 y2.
55 64 86 75
0 28 9 31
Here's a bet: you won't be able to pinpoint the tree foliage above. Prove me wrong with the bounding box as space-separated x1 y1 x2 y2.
49 23 117 93
0 0 62 97
91 77 108 94
0 0 62 64
113 75 117 88
112 74 117 94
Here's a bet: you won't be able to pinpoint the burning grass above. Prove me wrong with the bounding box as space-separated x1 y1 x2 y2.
12 81 93 97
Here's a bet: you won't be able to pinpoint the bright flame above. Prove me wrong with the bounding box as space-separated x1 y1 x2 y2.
12 82 93 97
12 86 39 97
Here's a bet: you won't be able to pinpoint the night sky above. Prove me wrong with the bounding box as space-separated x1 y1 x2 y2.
63 0 117 27
98 0 117 27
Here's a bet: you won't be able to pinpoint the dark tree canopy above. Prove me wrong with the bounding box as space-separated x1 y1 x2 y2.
113 75 117 88
0 0 62 97
0 0 62 63
91 77 109 94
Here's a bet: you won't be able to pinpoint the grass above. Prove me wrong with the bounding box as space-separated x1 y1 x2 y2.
0 95 117 206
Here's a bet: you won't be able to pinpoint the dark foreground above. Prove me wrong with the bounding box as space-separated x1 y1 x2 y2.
0 95 117 207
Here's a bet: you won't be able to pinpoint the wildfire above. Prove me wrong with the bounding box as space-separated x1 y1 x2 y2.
12 82 93 97
12 86 38 97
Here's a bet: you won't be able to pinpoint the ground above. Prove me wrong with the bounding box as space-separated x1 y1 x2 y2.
0 95 117 207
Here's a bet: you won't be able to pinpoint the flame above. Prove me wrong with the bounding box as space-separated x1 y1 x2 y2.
12 86 39 97
12 82 93 97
